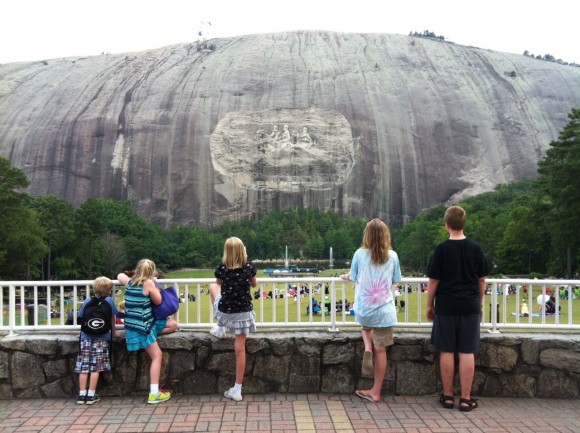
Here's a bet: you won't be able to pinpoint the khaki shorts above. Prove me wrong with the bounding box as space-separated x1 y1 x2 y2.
362 326 394 348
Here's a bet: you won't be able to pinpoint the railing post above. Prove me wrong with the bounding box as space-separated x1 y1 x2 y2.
328 280 339 332
488 282 500 333
416 282 422 323
8 284 16 336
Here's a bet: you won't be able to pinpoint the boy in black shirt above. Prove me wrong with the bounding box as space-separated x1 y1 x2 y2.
426 206 489 412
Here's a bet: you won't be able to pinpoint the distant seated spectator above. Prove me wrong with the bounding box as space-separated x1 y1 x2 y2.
324 296 331 313
559 286 567 300
519 301 529 317
536 293 550 312
116 301 125 324
545 296 560 315
306 299 321 315
65 309 74 325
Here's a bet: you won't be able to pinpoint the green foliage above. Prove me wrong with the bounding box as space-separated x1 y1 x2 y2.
536 108 580 276
395 180 537 275
29 196 76 279
2 207 46 279
0 157 37 279
409 30 445 41
395 206 446 274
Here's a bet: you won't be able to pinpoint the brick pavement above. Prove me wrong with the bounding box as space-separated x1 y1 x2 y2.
0 394 578 433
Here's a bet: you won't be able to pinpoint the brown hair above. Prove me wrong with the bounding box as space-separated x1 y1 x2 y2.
222 237 248 269
93 276 113 297
362 219 391 264
132 258 156 286
444 206 467 231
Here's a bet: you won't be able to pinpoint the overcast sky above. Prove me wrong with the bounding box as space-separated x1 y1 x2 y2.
1 0 578 64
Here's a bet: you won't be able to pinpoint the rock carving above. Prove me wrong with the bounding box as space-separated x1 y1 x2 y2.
210 108 354 202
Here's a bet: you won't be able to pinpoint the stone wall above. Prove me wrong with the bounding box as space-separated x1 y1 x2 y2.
0 331 578 400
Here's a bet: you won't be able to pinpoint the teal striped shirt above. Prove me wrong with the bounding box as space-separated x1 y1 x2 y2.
124 282 155 335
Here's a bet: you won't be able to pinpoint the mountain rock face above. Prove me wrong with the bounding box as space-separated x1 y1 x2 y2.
1 31 580 227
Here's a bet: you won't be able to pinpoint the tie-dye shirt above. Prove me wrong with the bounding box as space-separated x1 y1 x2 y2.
349 248 402 328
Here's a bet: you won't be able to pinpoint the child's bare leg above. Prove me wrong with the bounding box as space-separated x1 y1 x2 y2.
361 327 374 376
458 353 475 400
439 352 455 397
79 372 88 392
160 319 178 334
361 328 373 352
234 334 247 384
369 345 387 399
89 372 99 391
145 342 163 386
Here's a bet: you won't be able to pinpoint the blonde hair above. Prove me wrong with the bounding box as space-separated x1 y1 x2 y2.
93 276 113 297
222 237 248 269
132 258 157 286
444 206 467 231
362 219 391 265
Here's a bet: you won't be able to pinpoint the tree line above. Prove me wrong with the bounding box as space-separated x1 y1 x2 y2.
1 108 579 280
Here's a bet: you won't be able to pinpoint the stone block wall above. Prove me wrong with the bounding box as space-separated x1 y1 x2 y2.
0 331 578 400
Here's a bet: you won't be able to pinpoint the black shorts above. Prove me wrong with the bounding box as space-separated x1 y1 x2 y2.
431 313 481 354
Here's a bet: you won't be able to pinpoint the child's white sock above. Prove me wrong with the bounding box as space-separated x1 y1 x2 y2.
233 383 242 393
150 384 159 394
79 390 87 396
87 390 95 397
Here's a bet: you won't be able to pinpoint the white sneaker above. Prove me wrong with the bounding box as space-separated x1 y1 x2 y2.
210 324 226 338
224 387 242 402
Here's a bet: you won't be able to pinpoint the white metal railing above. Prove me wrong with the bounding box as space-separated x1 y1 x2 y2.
1 277 579 336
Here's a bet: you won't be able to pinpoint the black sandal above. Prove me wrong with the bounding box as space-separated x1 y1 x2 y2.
459 397 478 412
439 394 454 409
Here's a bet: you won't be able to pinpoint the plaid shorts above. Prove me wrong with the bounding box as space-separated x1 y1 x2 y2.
74 338 111 374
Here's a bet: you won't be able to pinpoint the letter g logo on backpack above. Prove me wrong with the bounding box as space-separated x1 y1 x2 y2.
80 297 112 336
86 317 106 331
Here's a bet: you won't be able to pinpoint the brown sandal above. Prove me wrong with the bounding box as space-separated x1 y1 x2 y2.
459 397 478 412
439 394 454 409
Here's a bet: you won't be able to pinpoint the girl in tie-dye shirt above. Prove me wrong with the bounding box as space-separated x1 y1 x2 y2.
341 219 402 402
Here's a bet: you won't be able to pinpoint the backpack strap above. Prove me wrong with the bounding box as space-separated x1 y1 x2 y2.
109 303 114 368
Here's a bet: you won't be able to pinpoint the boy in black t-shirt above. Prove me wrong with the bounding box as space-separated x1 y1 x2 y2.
426 206 489 412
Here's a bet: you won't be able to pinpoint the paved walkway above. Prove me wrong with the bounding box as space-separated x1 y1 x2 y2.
0 394 578 433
